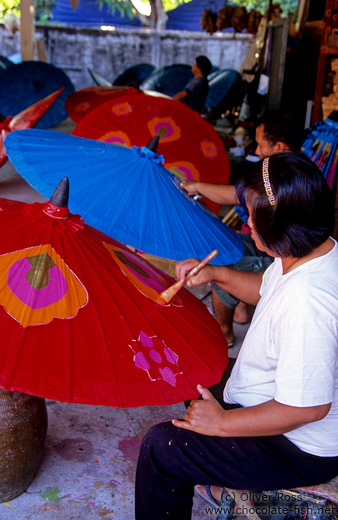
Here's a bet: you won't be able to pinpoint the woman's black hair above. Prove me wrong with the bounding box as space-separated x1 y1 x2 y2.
239 152 335 258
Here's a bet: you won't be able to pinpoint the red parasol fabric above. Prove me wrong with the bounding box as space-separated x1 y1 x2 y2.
65 86 140 123
0 179 228 408
72 92 231 213
0 88 64 167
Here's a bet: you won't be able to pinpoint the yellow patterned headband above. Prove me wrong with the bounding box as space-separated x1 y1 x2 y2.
262 157 276 206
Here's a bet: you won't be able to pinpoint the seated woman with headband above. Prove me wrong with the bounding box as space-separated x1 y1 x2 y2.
134 152 338 520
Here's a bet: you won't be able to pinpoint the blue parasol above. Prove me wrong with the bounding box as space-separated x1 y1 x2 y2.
0 61 75 129
302 117 338 190
205 69 244 118
113 63 156 88
0 55 15 72
139 64 193 97
7 53 22 64
5 129 244 265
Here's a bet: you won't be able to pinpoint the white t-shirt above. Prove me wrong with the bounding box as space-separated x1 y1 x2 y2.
224 239 338 457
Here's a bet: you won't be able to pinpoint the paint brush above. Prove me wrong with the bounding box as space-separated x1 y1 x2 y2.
157 250 218 304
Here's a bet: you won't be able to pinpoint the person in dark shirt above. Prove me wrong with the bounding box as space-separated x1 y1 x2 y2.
172 55 212 112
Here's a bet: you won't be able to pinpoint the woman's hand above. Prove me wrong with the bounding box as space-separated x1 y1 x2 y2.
175 258 215 286
181 180 199 195
172 385 226 436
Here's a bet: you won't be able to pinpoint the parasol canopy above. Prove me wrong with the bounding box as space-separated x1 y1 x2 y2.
5 129 244 265
65 86 140 123
0 179 228 407
139 64 194 97
0 89 64 167
0 61 75 129
66 87 171 123
302 117 338 190
72 91 231 212
205 69 245 118
113 63 156 88
0 55 15 72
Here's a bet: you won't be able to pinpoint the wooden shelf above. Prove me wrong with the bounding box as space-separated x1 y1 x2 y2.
312 0 338 124
321 45 338 54
312 46 338 124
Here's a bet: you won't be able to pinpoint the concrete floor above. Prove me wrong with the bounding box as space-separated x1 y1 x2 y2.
0 120 250 519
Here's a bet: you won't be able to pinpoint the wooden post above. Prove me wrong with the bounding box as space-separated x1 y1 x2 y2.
20 0 35 61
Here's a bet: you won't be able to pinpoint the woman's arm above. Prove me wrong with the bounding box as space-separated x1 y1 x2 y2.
172 90 188 101
172 385 331 437
181 181 239 206
175 261 263 306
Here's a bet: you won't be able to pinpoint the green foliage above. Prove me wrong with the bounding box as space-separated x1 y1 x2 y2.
0 0 56 23
99 0 136 18
227 0 298 17
162 0 189 12
34 0 56 22
0 0 20 21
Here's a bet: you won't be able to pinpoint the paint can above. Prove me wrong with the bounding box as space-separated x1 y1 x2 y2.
0 388 48 502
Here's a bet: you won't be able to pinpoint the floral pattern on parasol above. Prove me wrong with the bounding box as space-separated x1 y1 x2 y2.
72 91 231 213
130 331 182 387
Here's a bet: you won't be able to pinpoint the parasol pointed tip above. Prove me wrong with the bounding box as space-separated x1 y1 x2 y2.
50 177 69 208
146 134 160 153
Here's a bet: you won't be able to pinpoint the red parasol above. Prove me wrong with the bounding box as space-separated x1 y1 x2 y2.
0 178 228 408
0 88 64 167
72 92 231 213
65 87 171 124
65 86 140 123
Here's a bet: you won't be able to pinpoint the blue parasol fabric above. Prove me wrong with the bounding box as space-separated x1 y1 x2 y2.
302 117 338 191
205 69 244 118
139 64 194 97
7 53 22 64
5 129 244 265
113 63 156 88
0 55 15 72
0 61 75 129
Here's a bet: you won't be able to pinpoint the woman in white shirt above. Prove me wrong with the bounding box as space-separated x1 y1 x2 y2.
135 152 338 520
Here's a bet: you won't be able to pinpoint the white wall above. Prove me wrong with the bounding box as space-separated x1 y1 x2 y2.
0 24 254 90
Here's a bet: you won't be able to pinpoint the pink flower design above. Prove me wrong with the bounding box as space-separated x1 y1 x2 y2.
76 102 90 113
130 330 182 386
111 102 133 116
200 140 218 159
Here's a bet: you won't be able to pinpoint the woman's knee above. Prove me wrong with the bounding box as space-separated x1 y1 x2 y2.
140 422 178 456
139 421 195 466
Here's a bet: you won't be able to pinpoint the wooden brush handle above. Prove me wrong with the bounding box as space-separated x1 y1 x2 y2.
158 250 218 304
184 249 218 283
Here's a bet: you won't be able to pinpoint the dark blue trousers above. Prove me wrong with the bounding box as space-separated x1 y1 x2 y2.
135 418 338 520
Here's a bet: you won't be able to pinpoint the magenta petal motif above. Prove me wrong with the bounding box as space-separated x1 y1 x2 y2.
164 347 179 365
134 352 150 370
159 367 177 386
149 349 162 363
139 330 153 348
130 330 182 386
